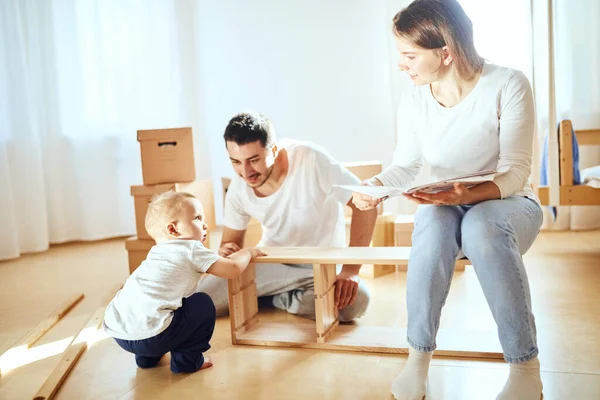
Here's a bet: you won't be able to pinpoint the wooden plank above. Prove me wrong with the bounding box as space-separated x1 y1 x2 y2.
14 293 84 350
538 186 550 205
317 320 339 345
314 288 338 338
231 284 258 332
560 185 600 205
312 264 336 296
230 264 256 294
235 321 503 360
228 264 257 344
233 314 259 336
576 129 600 145
32 285 121 400
559 120 574 186
255 246 412 265
32 343 87 400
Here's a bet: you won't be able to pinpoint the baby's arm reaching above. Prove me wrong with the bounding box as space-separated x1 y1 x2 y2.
207 248 266 279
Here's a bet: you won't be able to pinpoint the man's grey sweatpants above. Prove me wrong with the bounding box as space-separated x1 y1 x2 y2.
196 263 371 322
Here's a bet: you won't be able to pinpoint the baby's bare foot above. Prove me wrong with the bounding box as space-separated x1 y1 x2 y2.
200 356 214 370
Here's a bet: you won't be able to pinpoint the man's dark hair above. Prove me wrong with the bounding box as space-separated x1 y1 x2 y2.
223 111 276 149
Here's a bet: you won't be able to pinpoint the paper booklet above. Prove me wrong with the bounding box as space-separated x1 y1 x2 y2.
334 169 505 199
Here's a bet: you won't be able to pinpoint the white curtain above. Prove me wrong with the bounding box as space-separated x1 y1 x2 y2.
0 0 207 260
2 1 598 260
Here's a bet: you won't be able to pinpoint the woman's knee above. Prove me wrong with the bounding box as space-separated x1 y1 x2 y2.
461 203 513 258
412 205 463 247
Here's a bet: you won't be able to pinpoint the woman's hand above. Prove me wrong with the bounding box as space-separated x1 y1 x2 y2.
351 178 386 211
403 182 473 206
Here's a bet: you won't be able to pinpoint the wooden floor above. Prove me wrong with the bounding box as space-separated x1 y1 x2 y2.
0 231 599 399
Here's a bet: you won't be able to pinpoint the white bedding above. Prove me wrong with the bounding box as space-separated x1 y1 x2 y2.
581 165 600 189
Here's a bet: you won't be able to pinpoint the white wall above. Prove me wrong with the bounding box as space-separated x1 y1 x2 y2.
194 1 399 221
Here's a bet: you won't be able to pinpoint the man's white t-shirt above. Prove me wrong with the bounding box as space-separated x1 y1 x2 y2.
376 63 539 203
103 240 219 341
224 140 360 247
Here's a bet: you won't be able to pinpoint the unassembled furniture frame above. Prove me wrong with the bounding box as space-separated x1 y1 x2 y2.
228 247 503 360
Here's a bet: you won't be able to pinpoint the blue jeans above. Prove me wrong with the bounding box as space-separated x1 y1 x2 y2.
407 196 543 363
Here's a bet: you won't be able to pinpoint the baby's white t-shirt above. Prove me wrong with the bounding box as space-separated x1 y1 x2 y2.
376 63 539 203
103 240 219 341
224 139 360 247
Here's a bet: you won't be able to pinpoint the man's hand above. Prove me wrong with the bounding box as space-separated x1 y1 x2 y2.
219 242 241 257
403 182 473 206
334 268 360 309
351 178 386 211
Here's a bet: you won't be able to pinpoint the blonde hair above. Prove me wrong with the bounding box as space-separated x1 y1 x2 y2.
144 191 196 240
393 0 484 80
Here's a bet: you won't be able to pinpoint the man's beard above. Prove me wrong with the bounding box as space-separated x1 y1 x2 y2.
246 166 274 188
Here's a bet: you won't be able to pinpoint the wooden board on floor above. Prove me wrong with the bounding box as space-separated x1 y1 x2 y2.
32 285 121 400
15 293 85 350
235 321 504 360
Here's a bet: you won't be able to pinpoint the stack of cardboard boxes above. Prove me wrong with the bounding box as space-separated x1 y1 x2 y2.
125 127 216 274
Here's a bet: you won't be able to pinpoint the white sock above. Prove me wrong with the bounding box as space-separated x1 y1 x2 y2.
391 347 432 400
497 357 543 400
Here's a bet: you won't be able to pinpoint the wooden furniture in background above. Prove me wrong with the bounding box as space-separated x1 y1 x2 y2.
538 120 600 205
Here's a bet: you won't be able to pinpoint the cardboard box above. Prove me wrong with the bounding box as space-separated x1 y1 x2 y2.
137 127 196 185
125 236 155 274
394 214 415 247
131 180 216 240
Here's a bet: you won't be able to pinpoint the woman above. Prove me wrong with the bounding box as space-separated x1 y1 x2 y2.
352 1 543 399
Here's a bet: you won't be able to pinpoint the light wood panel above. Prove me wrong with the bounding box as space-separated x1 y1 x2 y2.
254 246 412 265
235 321 503 359
312 264 336 296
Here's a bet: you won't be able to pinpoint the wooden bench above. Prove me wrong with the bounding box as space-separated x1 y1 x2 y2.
228 247 503 360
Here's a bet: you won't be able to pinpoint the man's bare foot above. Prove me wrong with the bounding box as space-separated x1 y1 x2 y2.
200 356 214 370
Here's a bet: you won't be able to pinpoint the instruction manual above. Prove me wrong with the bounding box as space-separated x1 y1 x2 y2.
334 169 505 199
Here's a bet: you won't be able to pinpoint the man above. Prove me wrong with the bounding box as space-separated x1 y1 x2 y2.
197 111 377 321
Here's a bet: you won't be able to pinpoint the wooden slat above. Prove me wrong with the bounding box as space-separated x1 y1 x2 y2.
315 288 338 338
14 293 84 349
230 264 256 294
235 321 503 360
231 284 258 332
537 186 550 205
255 247 412 265
559 120 574 186
233 314 259 336
317 320 339 345
576 129 600 145
560 185 600 205
32 343 87 400
312 264 336 296
32 285 121 400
